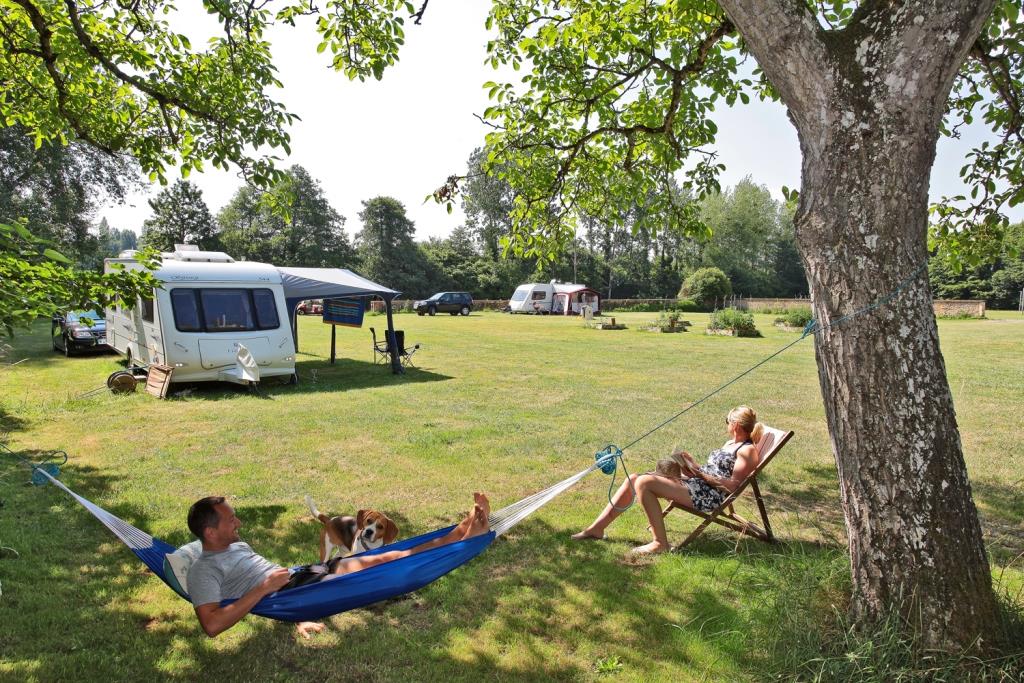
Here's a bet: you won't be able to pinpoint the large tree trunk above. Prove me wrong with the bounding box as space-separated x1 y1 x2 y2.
718 1 999 648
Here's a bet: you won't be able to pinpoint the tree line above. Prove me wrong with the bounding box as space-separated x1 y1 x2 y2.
4 133 1021 309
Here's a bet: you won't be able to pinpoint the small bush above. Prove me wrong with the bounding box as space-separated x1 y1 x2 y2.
774 306 813 328
708 307 760 337
611 299 700 313
613 302 663 312
938 311 984 320
675 298 700 312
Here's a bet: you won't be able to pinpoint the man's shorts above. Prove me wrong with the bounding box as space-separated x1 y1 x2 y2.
281 556 346 590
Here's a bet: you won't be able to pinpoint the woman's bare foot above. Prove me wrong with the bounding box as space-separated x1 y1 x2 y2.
295 621 325 639
629 541 668 555
570 530 605 541
473 492 491 518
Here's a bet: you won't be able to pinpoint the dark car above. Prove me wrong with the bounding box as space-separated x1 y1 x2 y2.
52 310 109 356
414 292 473 316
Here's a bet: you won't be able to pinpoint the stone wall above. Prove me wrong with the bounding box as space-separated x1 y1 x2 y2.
932 299 986 318
733 298 811 312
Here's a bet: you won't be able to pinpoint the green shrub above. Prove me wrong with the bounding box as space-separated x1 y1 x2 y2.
611 299 700 313
775 306 813 328
613 302 664 312
708 307 760 337
937 311 984 320
680 267 732 308
675 298 700 312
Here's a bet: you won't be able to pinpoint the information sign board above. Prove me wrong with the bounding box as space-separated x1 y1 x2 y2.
322 297 365 327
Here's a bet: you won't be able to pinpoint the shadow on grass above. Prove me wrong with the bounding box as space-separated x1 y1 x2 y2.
2 457 852 681
972 477 1024 564
160 358 453 403
0 405 27 434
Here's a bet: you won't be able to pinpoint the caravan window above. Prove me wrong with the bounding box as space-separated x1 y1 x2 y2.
140 291 155 322
511 287 529 302
170 289 202 332
170 288 281 333
530 291 547 301
201 289 256 332
251 289 280 329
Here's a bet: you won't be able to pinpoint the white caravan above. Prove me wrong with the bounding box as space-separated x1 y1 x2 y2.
104 248 295 385
508 281 601 315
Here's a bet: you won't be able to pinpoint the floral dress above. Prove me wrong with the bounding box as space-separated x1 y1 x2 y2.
685 440 751 512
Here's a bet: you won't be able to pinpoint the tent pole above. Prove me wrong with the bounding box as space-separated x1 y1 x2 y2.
292 308 299 353
385 297 402 374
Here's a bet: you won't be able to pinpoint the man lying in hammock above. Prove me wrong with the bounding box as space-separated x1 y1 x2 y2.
186 493 491 638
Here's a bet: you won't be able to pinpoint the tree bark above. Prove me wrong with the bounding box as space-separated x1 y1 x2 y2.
718 0 1000 649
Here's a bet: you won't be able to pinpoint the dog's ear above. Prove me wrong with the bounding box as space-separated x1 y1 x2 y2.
382 516 399 545
356 509 368 528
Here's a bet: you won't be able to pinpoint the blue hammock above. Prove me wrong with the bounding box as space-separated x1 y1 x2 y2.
38 468 495 622
33 449 609 621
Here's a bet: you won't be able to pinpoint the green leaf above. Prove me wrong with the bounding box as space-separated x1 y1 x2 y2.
43 248 72 263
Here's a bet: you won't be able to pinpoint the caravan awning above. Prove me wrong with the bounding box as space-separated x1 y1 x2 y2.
278 267 400 304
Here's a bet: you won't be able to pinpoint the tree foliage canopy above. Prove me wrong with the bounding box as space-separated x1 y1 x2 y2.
217 166 355 267
0 220 158 337
0 124 138 264
140 180 218 252
475 0 1023 267
356 196 433 296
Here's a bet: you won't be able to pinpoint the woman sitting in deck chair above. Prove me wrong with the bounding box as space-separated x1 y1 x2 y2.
571 405 764 555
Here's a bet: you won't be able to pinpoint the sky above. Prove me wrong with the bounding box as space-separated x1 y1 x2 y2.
98 4 1021 241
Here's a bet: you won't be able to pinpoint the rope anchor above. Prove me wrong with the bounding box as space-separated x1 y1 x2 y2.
594 445 636 512
1 443 67 486
594 444 623 474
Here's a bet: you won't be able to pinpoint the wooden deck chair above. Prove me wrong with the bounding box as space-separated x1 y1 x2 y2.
661 426 794 550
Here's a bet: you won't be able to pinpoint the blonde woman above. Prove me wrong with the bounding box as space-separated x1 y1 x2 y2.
572 406 764 554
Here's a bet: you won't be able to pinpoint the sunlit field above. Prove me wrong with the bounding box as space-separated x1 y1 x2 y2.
2 310 1022 681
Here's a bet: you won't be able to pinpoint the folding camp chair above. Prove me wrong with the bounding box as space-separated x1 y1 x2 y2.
661 426 794 550
389 330 419 368
369 327 390 365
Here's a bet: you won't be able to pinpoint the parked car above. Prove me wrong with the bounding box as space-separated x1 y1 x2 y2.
52 310 109 356
414 292 473 316
296 299 323 315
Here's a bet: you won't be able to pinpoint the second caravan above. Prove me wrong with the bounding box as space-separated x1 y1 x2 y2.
507 281 601 315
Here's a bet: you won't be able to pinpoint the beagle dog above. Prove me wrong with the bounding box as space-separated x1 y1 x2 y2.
305 495 357 562
352 508 399 554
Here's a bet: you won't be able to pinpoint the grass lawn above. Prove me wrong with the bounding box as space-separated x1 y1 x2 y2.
1 310 1022 681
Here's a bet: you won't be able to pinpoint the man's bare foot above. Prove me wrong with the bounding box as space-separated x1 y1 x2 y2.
461 504 489 539
629 541 668 555
295 621 325 639
473 492 491 518
570 530 605 541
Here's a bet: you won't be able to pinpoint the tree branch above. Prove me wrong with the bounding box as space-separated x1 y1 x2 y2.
62 0 217 125
12 0 116 154
970 38 1024 144
717 0 831 125
412 0 428 25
